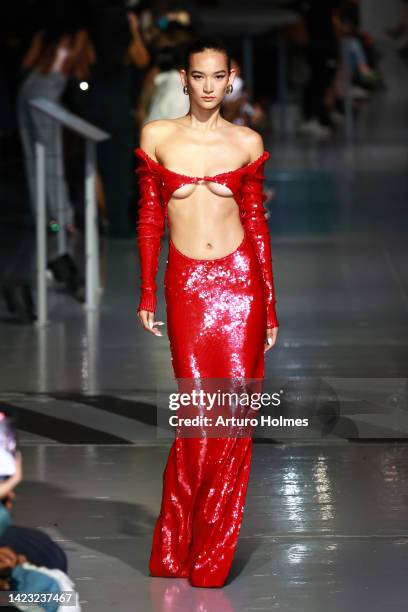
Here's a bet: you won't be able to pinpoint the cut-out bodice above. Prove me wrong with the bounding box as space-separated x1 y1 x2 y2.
134 147 270 219
169 181 234 199
134 146 279 329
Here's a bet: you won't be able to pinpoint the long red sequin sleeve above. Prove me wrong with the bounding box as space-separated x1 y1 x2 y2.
135 153 165 315
241 159 279 328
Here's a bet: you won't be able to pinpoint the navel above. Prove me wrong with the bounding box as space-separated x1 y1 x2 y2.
206 242 213 249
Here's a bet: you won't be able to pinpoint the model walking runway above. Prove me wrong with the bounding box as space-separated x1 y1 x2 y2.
135 36 279 588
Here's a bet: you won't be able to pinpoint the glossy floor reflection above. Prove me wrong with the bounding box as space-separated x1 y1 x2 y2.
1 40 408 612
13 443 408 611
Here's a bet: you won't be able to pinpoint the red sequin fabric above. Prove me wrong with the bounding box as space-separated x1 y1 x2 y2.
134 147 278 329
134 147 279 587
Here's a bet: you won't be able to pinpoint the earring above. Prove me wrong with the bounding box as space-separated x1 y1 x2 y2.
183 85 189 95
226 84 233 94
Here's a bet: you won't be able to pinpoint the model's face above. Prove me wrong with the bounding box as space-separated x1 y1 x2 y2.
180 49 235 109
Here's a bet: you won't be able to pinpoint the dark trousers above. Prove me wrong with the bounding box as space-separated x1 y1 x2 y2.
303 46 339 124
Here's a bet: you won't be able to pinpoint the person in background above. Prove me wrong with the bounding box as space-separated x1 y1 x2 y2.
73 0 150 238
0 450 68 572
299 0 342 139
386 0 408 57
0 441 80 605
17 22 93 301
336 1 382 92
323 0 384 125
136 10 194 127
143 44 190 124
222 58 266 129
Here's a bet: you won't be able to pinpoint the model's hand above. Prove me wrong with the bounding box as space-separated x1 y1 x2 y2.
137 310 165 337
264 327 278 353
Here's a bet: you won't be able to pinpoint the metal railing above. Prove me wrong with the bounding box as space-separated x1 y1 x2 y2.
29 99 110 326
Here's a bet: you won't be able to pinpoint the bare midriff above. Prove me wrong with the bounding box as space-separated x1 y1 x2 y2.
167 182 245 261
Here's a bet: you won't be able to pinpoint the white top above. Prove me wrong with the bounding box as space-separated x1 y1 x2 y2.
144 70 190 124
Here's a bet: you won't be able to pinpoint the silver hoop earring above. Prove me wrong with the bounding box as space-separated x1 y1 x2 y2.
183 85 189 95
226 84 233 94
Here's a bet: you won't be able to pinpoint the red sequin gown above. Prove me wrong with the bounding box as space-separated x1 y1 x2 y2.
134 147 279 588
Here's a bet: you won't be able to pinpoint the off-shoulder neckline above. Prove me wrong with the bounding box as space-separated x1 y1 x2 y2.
134 147 269 180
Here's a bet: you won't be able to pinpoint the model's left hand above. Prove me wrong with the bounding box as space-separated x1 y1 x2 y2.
264 327 278 353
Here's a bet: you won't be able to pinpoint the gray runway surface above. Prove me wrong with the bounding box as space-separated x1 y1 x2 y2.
1 42 408 612
9 443 408 612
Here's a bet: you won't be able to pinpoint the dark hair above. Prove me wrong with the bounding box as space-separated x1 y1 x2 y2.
156 44 186 72
183 36 231 72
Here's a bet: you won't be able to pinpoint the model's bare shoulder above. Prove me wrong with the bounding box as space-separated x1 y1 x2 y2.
237 127 265 161
140 120 176 161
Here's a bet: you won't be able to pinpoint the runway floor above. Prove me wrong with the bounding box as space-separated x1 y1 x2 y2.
10 442 408 612
0 43 408 611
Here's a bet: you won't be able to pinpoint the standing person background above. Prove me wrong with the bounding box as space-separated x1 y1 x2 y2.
299 0 342 138
17 21 93 297
135 37 279 587
74 0 150 238
142 44 190 124
386 0 408 55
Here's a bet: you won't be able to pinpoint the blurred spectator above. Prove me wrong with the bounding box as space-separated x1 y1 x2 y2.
336 2 382 92
72 1 150 238
135 11 194 125
17 22 93 301
299 0 342 139
222 59 267 129
0 450 67 573
0 409 82 605
143 44 190 124
386 0 408 57
320 0 384 125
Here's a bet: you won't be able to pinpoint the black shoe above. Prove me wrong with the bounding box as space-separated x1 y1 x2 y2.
47 253 85 300
47 253 74 284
